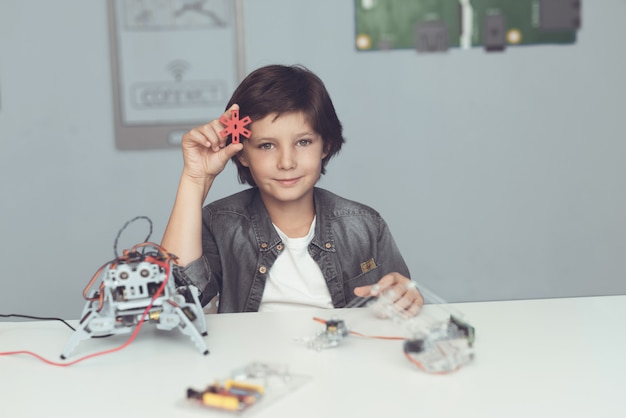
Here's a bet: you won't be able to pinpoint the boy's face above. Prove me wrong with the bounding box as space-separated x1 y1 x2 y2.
237 111 328 207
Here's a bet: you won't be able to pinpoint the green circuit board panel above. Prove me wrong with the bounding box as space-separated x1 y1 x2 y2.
355 0 581 52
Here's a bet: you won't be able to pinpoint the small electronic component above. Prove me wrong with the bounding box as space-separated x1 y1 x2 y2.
484 13 507 52
306 318 350 351
187 380 264 412
539 0 581 31
325 319 349 340
219 108 252 144
415 20 449 53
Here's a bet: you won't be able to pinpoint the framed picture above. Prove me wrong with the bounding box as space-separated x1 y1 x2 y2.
108 0 244 150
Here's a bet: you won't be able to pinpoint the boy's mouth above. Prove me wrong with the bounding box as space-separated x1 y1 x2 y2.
275 177 300 186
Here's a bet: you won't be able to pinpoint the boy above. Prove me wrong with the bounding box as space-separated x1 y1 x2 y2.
162 64 423 314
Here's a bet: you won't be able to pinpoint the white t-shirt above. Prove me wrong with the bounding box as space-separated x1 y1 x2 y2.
258 217 334 312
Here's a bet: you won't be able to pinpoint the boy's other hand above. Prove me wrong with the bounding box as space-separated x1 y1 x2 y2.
354 272 423 317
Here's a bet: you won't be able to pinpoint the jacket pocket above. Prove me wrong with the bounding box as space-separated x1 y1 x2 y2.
344 264 382 295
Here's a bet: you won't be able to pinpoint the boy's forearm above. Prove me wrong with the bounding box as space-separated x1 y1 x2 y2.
161 173 215 267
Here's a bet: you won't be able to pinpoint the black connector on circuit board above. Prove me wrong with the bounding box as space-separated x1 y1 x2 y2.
539 0 582 31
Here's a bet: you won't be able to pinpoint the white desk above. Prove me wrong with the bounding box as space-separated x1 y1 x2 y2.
1 296 625 418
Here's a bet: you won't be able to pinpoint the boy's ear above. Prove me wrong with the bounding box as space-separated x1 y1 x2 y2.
322 143 330 159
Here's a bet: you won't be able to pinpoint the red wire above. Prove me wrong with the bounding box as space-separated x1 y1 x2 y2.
0 255 171 367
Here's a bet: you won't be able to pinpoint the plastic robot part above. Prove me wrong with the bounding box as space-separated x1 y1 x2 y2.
232 362 291 383
60 243 209 359
368 281 476 373
219 108 252 144
403 315 475 374
305 318 350 351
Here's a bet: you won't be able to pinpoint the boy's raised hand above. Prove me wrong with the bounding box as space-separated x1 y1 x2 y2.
180 104 244 182
354 272 424 317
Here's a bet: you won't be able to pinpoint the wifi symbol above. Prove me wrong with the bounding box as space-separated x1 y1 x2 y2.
167 60 190 81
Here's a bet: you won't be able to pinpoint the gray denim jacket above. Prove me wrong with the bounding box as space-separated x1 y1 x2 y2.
173 187 410 313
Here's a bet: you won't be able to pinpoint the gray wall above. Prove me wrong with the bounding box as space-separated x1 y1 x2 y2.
1 1 625 319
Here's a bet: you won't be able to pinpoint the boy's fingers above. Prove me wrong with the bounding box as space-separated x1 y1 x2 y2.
354 274 403 297
394 289 421 309
222 142 244 159
353 285 374 297
200 121 226 151
222 103 239 118
406 303 422 316
396 292 416 309
376 274 396 290
184 128 212 148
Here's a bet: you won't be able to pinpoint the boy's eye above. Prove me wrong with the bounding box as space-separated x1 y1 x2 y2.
297 139 312 146
259 143 274 150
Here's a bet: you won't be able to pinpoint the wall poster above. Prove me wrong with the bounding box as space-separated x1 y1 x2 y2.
109 0 244 150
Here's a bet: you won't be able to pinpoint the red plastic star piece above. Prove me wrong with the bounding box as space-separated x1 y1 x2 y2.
219 109 252 144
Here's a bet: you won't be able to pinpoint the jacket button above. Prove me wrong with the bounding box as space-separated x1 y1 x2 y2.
325 242 332 249
260 242 268 249
277 244 284 251
259 266 267 274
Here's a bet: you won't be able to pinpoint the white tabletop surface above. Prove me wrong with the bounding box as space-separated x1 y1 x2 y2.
1 295 625 418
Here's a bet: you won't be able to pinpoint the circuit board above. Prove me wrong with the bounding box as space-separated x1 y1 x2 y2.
355 0 581 52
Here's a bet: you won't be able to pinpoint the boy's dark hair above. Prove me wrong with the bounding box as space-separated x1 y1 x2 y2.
226 64 345 186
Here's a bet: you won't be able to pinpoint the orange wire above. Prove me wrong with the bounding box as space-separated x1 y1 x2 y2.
82 260 111 301
348 330 404 340
312 317 404 340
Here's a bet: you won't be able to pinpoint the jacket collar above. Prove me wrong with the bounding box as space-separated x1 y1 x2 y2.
312 188 336 252
248 187 336 253
249 190 282 252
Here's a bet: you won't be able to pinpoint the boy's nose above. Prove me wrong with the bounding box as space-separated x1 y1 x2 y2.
277 149 296 170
